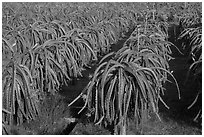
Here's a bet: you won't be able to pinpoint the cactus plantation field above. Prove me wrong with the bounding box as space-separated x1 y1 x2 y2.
2 2 202 135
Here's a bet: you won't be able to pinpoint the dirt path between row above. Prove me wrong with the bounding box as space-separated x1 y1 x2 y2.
159 55 201 126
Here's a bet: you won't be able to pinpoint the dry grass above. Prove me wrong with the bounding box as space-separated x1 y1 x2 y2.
70 112 201 135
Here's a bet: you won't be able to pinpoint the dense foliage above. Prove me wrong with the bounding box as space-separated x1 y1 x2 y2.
2 2 202 135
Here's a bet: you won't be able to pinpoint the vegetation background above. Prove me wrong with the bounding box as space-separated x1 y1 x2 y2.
2 2 202 135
